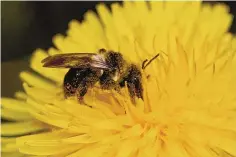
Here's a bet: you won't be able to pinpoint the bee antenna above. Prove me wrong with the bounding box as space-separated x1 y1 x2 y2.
142 53 160 70
142 59 148 69
142 34 160 70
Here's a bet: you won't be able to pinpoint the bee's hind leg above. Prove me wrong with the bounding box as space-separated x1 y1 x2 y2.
76 76 99 106
64 82 77 99
76 82 88 104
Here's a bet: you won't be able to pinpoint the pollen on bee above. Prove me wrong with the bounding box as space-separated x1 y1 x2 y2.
100 70 104 75
112 71 120 81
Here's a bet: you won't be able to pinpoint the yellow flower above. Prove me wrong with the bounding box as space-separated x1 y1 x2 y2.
2 1 236 157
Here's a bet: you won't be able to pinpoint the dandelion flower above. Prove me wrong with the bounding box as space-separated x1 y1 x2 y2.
2 1 236 157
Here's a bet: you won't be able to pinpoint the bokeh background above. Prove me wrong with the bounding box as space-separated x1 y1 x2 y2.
1 1 236 97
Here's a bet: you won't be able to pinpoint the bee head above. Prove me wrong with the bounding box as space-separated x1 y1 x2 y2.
106 51 125 73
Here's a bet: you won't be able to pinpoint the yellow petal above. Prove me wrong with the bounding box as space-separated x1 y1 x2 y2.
1 121 45 136
1 98 30 112
1 152 25 157
116 139 138 157
1 107 32 121
16 130 81 156
14 91 27 100
20 71 56 90
1 137 18 152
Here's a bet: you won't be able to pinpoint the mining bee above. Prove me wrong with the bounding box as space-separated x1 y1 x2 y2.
42 49 159 102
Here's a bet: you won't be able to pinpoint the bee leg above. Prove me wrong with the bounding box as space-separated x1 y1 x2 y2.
76 74 100 105
76 81 88 104
125 64 143 102
119 78 126 88
128 80 143 100
99 74 120 92
64 82 77 99
127 82 136 103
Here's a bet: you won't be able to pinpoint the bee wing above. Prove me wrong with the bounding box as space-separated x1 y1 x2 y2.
90 54 109 69
41 53 110 69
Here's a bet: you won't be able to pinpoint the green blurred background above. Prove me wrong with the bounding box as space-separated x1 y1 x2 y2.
1 1 115 97
1 1 236 97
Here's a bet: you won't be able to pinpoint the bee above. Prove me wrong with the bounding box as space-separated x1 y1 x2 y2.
42 49 159 102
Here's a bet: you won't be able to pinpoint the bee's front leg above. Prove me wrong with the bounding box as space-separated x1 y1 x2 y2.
125 64 143 101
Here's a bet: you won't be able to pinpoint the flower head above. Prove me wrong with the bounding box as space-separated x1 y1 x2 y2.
2 1 236 157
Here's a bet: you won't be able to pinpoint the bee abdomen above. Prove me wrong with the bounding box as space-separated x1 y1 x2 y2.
63 68 100 98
